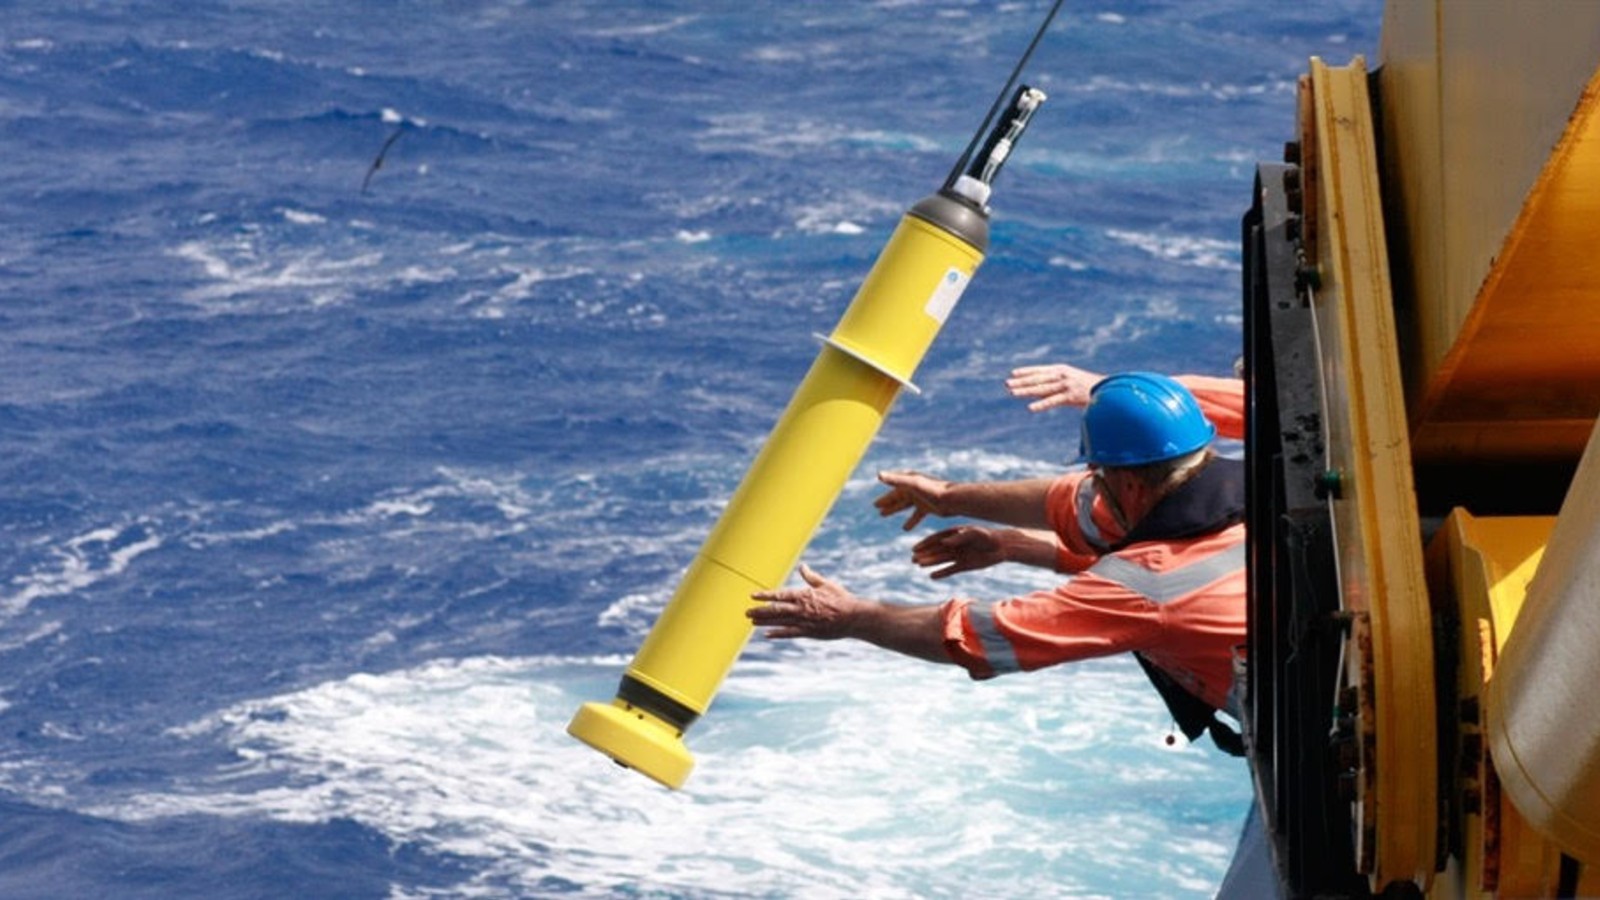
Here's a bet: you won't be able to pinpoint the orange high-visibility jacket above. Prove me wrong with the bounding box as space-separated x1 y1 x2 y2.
937 376 1246 715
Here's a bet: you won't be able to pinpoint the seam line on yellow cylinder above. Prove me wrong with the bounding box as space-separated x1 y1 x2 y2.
698 553 765 601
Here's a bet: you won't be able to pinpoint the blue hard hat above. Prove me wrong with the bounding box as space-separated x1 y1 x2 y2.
1079 372 1216 466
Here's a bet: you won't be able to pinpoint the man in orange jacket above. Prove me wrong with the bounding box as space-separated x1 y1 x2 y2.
747 364 1247 753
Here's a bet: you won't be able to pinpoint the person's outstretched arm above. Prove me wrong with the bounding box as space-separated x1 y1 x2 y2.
874 471 1055 531
1005 362 1104 412
1006 361 1245 440
909 525 1062 579
748 564 952 665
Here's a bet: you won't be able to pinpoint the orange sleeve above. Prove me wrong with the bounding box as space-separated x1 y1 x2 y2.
939 581 1162 680
940 598 995 678
1177 375 1245 441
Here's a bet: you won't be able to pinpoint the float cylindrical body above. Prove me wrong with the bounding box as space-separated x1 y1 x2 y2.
1486 422 1600 865
567 190 988 789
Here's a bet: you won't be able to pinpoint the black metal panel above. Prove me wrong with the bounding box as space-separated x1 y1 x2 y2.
1243 160 1372 898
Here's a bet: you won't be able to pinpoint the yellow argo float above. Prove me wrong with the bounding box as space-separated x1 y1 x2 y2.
568 87 1047 789
567 188 986 790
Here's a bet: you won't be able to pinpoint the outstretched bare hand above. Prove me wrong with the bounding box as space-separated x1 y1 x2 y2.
747 564 865 640
910 525 1008 580
873 470 953 532
1005 363 1105 413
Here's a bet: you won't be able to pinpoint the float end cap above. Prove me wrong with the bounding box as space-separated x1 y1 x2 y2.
567 701 695 790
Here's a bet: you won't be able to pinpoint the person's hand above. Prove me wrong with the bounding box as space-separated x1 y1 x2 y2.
874 470 953 531
910 526 1005 580
1005 363 1105 412
748 564 864 640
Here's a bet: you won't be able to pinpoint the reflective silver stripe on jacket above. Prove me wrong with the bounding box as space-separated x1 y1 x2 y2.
1075 476 1110 551
1085 542 1245 603
970 541 1242 677
968 601 1022 675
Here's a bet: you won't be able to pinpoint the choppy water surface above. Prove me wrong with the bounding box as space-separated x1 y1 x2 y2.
0 3 1380 896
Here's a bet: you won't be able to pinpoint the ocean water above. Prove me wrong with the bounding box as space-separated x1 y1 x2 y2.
0 2 1381 898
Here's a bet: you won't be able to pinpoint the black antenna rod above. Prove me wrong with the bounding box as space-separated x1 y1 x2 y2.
943 0 1066 191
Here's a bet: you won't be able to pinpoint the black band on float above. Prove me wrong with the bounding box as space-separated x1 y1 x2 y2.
617 675 700 734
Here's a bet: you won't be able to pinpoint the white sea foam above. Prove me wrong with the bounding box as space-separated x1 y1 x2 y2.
172 239 383 310
584 16 699 39
454 263 597 318
169 221 479 316
280 208 326 225
792 192 901 237
184 521 297 549
0 620 63 653
0 446 1247 897
597 591 671 638
1107 229 1238 270
100 645 1247 899
2 522 163 618
1074 74 1286 102
1054 309 1156 359
699 112 941 159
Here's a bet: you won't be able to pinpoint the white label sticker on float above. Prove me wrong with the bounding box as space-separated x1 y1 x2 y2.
924 267 970 323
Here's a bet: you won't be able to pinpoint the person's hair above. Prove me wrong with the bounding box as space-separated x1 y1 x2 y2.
1108 447 1212 492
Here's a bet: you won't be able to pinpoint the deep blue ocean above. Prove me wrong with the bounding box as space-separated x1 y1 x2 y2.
2 3 1381 897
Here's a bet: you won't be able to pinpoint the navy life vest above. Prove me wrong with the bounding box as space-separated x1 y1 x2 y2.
1112 456 1247 756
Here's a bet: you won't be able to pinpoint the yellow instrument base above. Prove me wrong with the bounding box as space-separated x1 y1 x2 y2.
567 701 694 790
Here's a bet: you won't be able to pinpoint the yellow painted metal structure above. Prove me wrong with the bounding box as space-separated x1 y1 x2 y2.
1426 511 1561 897
1294 2 1600 894
1299 56 1437 892
1424 508 1600 897
1377 1 1600 464
568 197 985 789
